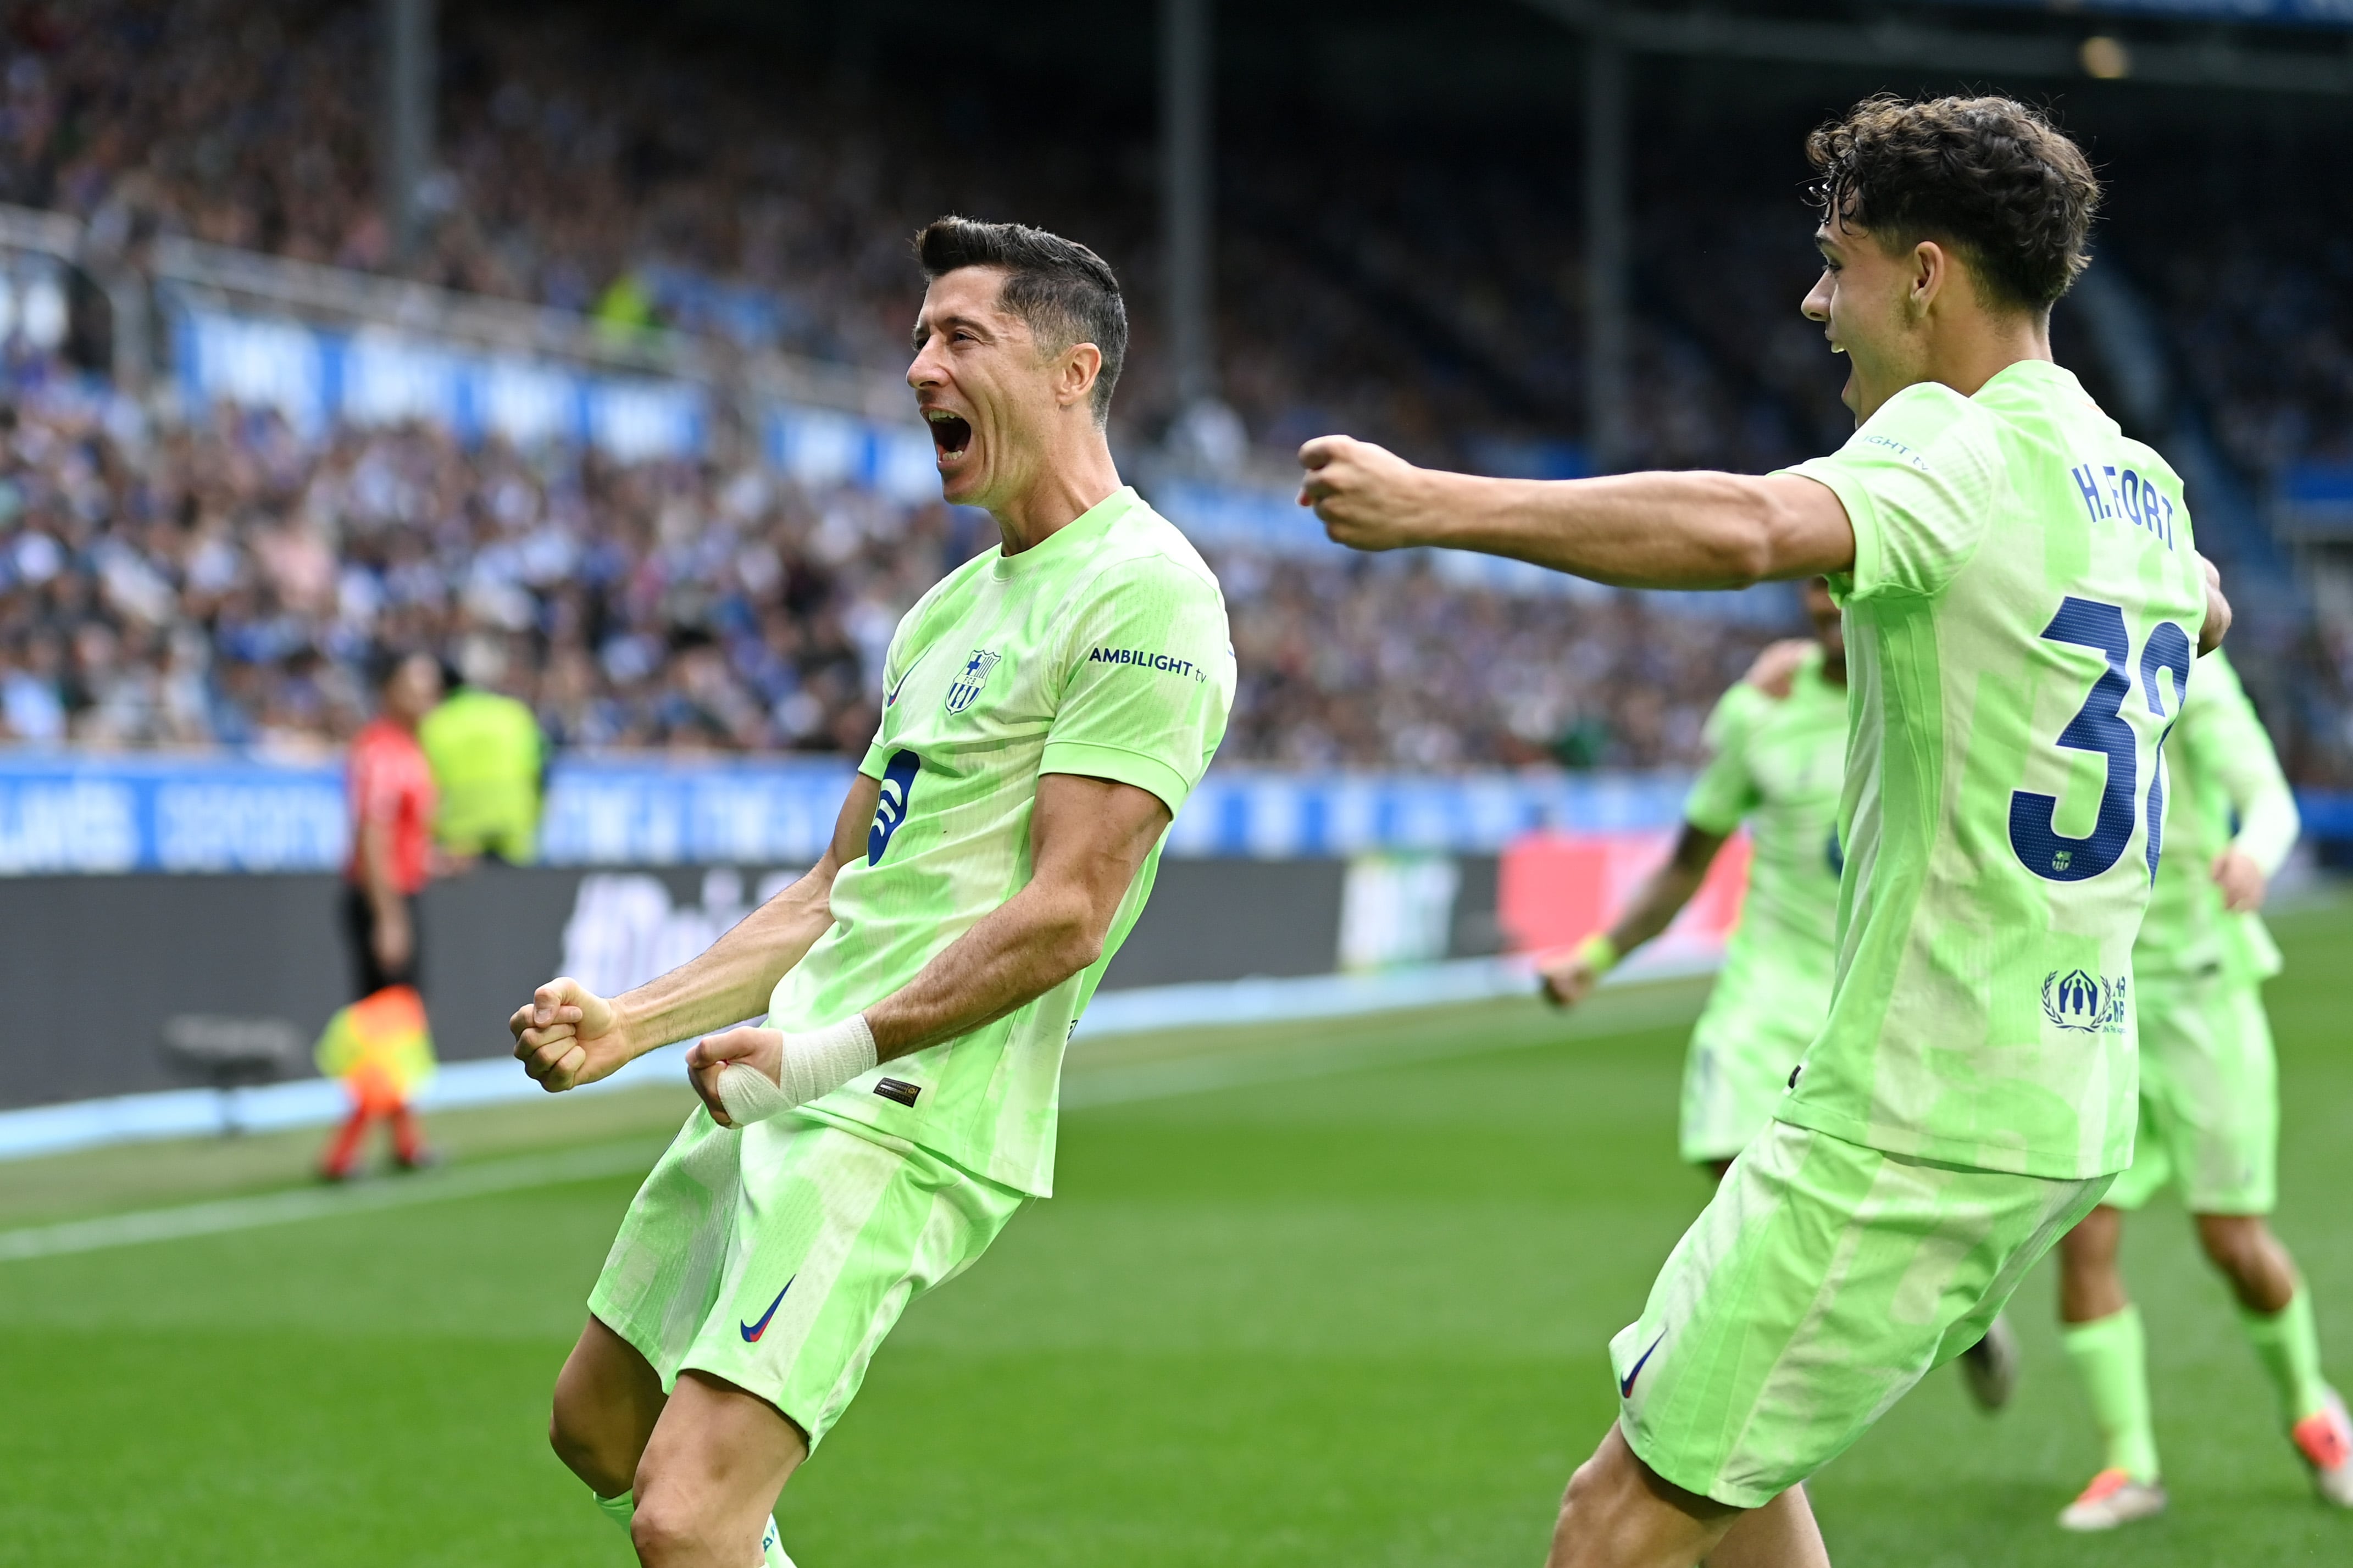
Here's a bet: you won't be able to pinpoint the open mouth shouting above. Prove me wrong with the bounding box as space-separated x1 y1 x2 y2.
925 408 974 470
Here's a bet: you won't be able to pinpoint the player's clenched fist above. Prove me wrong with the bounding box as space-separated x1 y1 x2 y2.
509 976 631 1093
1297 435 1439 553
1536 951 1602 1010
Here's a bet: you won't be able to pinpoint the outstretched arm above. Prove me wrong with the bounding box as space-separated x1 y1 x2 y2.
687 771 1171 1125
1539 824 1729 1007
509 773 880 1092
1299 436 1856 590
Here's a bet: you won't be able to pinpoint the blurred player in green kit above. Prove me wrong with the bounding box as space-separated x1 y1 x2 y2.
1540 578 2018 1410
2051 648 2353 1529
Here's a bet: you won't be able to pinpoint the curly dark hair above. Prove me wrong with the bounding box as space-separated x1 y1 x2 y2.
1806 94 2100 313
914 216 1127 424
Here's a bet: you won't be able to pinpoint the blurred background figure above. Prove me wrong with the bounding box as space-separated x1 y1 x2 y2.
321 647 443 1179
421 653 546 867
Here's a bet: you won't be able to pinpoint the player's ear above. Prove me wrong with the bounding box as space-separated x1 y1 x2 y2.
1909 240 1947 314
1058 341 1102 411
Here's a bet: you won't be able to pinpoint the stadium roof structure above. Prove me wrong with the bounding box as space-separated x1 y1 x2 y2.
1516 0 2353 93
1939 0 2353 28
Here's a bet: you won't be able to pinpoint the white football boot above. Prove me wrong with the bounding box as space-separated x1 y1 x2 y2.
2058 1467 2168 1531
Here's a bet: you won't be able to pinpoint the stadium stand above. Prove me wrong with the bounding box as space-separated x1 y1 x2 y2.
0 0 2344 785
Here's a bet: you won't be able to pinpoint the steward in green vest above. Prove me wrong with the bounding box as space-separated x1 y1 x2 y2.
419 676 546 864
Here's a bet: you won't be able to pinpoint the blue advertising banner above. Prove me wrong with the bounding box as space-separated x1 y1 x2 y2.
6 750 2344 875
0 752 1696 873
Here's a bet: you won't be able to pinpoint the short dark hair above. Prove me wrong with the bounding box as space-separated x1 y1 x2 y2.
1806 94 2100 313
368 645 432 691
914 216 1127 424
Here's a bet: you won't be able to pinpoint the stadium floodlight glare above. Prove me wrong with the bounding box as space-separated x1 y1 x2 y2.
2080 34 2134 75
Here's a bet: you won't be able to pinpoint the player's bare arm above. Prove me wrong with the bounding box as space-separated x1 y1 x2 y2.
1298 435 1856 589
685 772 1170 1125
509 774 880 1092
1540 824 1729 1008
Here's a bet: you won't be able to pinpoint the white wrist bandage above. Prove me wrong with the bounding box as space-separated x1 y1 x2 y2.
717 1014 878 1126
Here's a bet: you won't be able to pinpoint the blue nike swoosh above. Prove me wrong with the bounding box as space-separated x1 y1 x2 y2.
885 648 933 708
1620 1331 1666 1398
739 1277 794 1343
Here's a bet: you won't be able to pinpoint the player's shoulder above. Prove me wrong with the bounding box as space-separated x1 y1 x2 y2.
1703 679 1765 744
1069 495 1225 610
902 547 996 629
2115 435 2185 493
1862 380 2006 464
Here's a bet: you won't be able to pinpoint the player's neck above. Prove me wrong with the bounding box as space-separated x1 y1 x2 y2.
991 431 1123 555
1919 309 2054 403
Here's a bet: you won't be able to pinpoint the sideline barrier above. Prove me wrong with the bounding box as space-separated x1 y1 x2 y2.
0 947 1728 1164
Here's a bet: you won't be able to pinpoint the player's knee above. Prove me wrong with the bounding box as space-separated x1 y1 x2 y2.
547 1389 631 1495
627 1482 709 1566
2194 1216 2269 1282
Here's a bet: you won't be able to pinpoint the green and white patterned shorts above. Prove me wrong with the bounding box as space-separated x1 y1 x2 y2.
1609 1119 2109 1508
589 1107 1026 1448
2104 969 2277 1216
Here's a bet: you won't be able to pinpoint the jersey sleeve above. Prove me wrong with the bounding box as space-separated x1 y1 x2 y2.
1040 555 1234 815
1682 685 1762 836
1781 383 2003 603
2184 652 2300 877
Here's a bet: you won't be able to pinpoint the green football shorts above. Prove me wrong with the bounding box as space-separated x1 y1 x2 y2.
2104 969 2277 1215
1677 946 1823 1166
1608 1119 2111 1507
589 1107 1026 1448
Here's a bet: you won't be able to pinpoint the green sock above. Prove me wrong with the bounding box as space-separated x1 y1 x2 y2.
2241 1288 2331 1426
2063 1305 2161 1482
591 1489 633 1534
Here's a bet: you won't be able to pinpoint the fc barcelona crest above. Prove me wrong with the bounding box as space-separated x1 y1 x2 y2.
944 649 1001 714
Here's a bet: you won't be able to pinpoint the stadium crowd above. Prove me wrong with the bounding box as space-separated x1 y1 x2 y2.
0 379 1771 768
0 1 2345 781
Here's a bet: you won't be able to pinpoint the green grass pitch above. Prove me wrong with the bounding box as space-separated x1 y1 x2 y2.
3 897 2350 1566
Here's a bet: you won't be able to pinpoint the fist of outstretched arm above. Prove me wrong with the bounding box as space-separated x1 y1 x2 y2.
1297 435 1436 553
510 977 630 1093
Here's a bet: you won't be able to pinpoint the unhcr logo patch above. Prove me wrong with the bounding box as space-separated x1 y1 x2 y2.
944 649 1001 714
2043 969 2129 1034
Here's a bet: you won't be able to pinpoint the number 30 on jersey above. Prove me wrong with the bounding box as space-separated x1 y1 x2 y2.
2008 596 2192 885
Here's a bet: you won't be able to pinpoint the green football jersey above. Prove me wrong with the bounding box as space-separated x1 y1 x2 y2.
1677 646 1848 1160
767 486 1234 1196
2135 648 2297 986
1780 360 2208 1180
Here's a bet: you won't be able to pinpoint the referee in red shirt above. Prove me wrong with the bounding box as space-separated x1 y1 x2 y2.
320 650 443 1180
345 650 442 996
